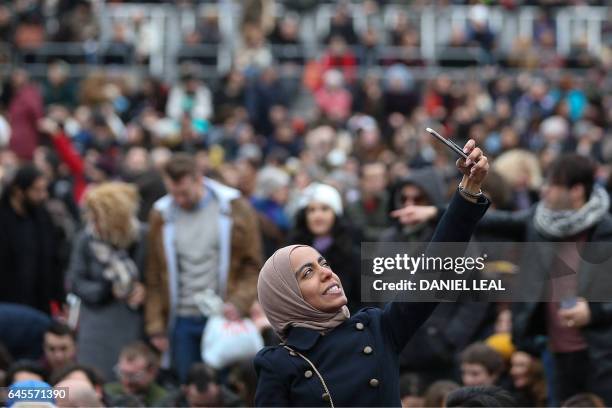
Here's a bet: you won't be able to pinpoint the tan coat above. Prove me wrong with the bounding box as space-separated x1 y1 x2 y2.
144 192 262 336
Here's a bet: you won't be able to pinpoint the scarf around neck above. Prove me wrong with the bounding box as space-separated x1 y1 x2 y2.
86 223 139 299
534 185 610 239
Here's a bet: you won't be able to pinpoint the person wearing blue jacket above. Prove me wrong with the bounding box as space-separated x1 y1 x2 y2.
254 139 490 406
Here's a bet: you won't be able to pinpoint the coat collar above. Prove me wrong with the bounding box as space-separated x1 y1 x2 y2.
284 326 322 351
153 177 241 221
282 311 376 351
283 314 363 351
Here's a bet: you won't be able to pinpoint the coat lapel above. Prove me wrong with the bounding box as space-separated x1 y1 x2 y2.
285 326 321 351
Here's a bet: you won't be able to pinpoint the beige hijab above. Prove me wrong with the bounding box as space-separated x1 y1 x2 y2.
257 245 350 341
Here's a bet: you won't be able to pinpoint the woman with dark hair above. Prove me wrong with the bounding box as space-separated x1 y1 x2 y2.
254 140 490 406
509 350 547 407
288 182 361 312
446 386 517 407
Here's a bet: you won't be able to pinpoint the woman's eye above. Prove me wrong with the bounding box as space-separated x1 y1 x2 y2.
303 269 313 278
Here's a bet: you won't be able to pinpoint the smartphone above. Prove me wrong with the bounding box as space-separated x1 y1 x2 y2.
560 297 577 309
426 127 469 160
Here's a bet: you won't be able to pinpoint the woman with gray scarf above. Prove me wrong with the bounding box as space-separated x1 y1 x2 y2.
254 139 490 407
67 182 147 381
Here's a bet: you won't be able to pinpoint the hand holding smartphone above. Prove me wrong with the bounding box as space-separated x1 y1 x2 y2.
425 127 490 197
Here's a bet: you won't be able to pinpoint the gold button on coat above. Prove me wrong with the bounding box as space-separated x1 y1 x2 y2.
304 370 313 379
322 393 330 402
363 346 373 354
369 378 379 387
356 322 364 330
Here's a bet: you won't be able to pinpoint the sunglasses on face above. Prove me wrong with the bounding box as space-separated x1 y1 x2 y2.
399 192 427 206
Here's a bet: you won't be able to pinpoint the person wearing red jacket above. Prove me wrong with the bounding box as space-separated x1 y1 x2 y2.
38 117 87 203
320 35 357 86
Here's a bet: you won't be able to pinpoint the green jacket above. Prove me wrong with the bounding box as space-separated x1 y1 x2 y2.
104 382 168 407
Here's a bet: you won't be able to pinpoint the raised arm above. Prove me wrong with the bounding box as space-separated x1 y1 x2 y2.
39 117 87 202
382 139 491 352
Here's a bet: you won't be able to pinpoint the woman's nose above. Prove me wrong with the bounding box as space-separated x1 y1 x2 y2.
319 265 333 280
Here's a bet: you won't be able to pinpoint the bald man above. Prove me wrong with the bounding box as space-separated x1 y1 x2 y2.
54 379 103 408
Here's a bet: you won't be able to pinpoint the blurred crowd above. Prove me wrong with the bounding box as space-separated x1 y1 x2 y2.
0 0 611 407
2 0 609 70
0 0 99 50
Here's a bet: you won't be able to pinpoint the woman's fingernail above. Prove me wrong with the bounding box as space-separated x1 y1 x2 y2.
465 159 472 166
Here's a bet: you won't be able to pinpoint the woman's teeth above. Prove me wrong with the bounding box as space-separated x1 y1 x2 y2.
324 285 341 295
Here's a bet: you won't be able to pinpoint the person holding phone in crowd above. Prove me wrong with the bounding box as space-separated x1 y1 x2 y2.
254 138 490 406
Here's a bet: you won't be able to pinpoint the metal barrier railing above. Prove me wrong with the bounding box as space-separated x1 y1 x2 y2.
0 3 606 80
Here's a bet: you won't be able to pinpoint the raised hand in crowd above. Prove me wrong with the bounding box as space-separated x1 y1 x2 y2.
456 138 490 199
37 117 61 137
391 204 438 226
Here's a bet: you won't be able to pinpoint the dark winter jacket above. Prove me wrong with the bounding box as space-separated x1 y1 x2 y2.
254 191 490 406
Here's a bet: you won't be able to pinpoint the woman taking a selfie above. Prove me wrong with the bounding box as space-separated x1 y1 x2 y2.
254 139 490 407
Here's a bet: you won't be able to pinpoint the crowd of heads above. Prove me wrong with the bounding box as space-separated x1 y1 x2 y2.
1 322 252 407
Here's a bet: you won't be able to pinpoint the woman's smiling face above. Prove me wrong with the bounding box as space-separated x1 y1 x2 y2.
305 202 336 236
291 246 347 313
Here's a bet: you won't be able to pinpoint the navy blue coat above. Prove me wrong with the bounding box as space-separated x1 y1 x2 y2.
254 190 490 407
